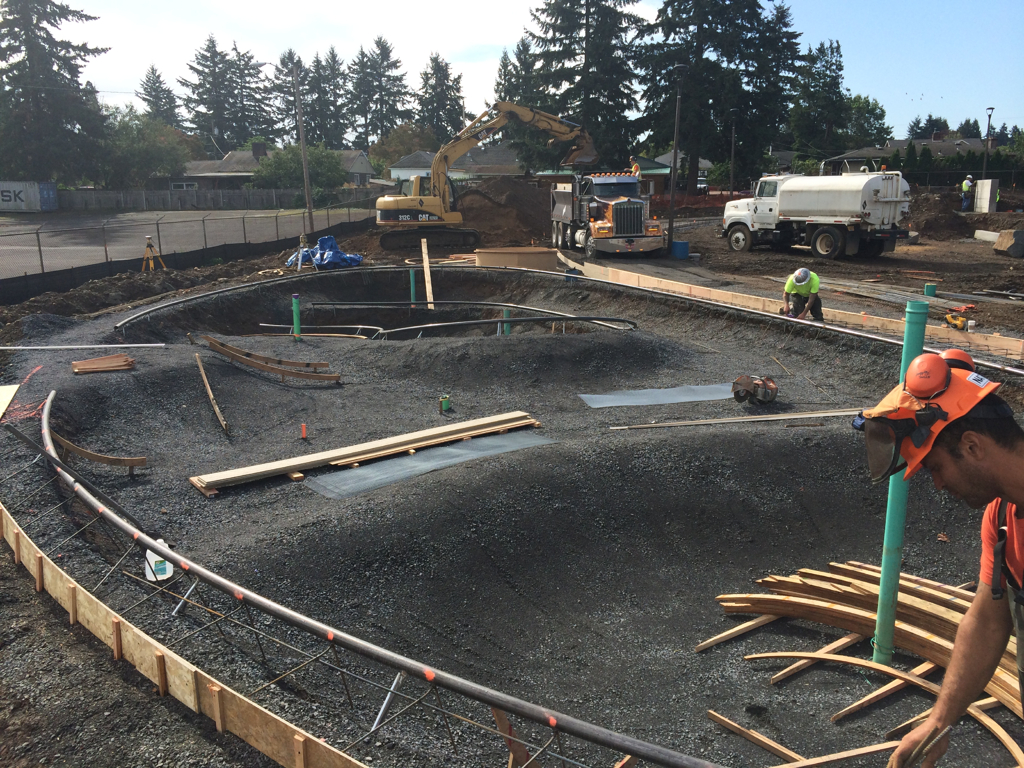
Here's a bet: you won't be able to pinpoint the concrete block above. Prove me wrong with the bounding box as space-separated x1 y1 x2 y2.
974 179 999 213
994 230 1024 258
975 230 1001 242
906 231 920 245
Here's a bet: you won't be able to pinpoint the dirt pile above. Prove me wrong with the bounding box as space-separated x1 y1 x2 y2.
458 177 550 246
906 192 972 240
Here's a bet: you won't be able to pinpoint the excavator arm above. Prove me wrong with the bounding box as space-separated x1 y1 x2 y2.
428 102 598 209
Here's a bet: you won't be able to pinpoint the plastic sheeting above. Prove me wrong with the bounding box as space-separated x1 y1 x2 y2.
286 235 363 269
578 382 734 409
305 432 557 500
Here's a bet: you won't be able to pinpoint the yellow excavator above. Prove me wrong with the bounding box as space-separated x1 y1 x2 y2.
375 102 598 250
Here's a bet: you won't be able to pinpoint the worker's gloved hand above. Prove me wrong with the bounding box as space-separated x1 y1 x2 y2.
886 720 950 768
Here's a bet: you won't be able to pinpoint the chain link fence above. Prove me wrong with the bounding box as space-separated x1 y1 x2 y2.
0 198 378 280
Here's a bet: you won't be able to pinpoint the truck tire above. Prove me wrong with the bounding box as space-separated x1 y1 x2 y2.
861 239 885 258
551 221 559 249
584 233 599 260
811 226 845 259
727 225 752 252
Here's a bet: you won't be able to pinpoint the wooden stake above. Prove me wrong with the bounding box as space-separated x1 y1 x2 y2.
421 239 435 310
768 741 900 767
13 529 20 564
210 684 224 732
613 757 637 768
287 472 304 481
832 661 937 721
68 583 78 625
491 708 532 767
112 617 122 660
695 615 779 652
195 354 230 433
771 633 864 684
155 650 167 696
293 734 307 768
707 710 804 762
35 552 43 592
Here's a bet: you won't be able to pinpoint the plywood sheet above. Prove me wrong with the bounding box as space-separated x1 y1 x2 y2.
0 384 19 419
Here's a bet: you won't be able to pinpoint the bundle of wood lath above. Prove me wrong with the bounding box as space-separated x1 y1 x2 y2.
694 561 1024 767
71 353 135 374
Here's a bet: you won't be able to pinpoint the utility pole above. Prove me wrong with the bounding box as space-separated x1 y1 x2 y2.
729 108 738 200
667 63 687 254
982 106 994 181
292 64 314 234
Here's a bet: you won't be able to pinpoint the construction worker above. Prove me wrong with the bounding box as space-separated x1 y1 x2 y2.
629 156 642 181
961 174 974 211
858 349 1024 767
780 268 823 321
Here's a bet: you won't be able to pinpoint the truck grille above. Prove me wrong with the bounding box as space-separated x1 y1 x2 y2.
613 202 644 236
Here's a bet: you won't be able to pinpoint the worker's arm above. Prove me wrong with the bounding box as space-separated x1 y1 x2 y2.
782 291 792 313
888 581 1012 767
796 292 818 320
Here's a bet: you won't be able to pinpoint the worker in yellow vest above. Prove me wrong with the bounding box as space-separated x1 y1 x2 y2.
961 174 974 212
629 156 642 182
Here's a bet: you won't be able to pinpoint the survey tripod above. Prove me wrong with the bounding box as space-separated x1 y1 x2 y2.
141 236 166 271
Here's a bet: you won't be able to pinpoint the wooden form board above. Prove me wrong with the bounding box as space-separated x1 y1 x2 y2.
0 501 368 768
420 239 435 310
190 411 540 492
195 354 230 433
204 339 340 383
72 354 134 374
707 709 803 762
200 336 330 369
51 431 146 470
558 253 1024 360
0 384 19 420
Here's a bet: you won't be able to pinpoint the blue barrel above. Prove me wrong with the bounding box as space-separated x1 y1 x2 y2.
671 240 690 259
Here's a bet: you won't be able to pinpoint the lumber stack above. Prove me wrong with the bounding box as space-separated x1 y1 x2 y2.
71 354 134 374
189 411 541 496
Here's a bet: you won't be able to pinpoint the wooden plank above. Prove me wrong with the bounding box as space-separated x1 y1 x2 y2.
72 354 135 374
51 431 147 469
707 710 804 762
768 741 900 768
195 353 230 433
770 633 864 684
205 342 340 382
612 409 862 432
695 615 779 652
491 708 532 767
831 661 937 722
189 476 220 498
421 239 435 310
613 757 637 768
75 579 115 646
0 384 20 419
294 735 308 768
287 471 304 481
112 617 122 660
844 561 977 603
155 650 168 696
200 336 330 369
192 411 539 490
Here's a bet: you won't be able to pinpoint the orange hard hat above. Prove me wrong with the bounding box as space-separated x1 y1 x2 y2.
940 348 976 372
860 353 1002 482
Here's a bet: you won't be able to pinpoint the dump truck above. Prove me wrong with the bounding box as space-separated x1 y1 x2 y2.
722 172 911 258
550 172 663 259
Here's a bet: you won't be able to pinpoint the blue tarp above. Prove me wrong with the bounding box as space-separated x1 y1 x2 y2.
285 235 363 269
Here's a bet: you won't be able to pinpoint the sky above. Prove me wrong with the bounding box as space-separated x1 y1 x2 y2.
75 0 1024 144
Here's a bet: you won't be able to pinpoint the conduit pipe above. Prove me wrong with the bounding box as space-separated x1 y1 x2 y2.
111 265 1024 379
20 393 720 768
371 316 638 339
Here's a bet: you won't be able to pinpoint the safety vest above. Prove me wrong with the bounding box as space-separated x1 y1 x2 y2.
962 180 972 193
631 163 642 180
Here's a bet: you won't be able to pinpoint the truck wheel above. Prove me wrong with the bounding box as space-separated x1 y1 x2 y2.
811 226 845 259
584 233 599 260
861 239 885 258
551 222 560 249
727 225 752 252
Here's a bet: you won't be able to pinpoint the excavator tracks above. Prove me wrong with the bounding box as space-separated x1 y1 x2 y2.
379 227 481 251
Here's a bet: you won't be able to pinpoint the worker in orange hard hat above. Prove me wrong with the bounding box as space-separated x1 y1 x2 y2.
857 350 1024 767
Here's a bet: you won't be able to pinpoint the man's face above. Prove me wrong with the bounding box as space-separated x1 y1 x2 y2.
920 440 998 509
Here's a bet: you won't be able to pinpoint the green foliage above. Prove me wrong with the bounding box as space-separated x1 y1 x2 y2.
368 122 439 175
178 35 232 156
886 150 901 171
955 117 981 139
843 94 892 147
906 113 948 140
0 0 108 182
917 144 933 171
237 136 271 151
269 49 306 145
789 40 850 155
98 105 195 188
250 143 347 189
345 38 412 150
137 65 179 127
790 157 821 176
903 141 917 171
225 42 276 147
306 48 348 149
492 37 556 172
292 186 332 208
416 54 468 143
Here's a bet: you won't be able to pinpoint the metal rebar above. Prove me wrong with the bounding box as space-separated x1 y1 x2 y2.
251 647 330 696
7 475 58 509
20 495 74 530
44 514 103 557
370 316 638 339
432 685 459 755
0 457 40 485
343 687 432 753
166 605 243 648
244 603 271 668
372 672 406 731
118 572 187 616
521 734 557 768
172 578 199 616
91 541 136 592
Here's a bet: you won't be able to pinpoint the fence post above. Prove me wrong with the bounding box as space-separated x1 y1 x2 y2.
156 216 163 256
242 213 247 244
327 206 331 228
102 220 109 262
35 228 45 274
202 214 209 251
275 212 280 241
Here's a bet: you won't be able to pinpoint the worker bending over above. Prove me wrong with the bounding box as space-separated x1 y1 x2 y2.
858 349 1024 767
780 268 822 321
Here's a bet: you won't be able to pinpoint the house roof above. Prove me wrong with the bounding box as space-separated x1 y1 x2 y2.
655 152 713 170
389 151 437 170
824 137 987 164
185 148 374 177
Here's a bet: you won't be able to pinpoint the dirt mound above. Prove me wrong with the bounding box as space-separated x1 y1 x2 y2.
458 177 550 246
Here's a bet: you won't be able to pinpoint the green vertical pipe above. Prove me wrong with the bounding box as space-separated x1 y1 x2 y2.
503 309 511 336
410 269 416 306
872 300 929 665
923 283 937 297
292 294 301 341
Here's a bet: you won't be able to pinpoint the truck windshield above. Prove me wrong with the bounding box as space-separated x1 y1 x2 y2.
592 182 639 198
756 181 778 197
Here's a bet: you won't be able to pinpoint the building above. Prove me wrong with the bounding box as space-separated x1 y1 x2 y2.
387 142 523 182
823 137 989 175
387 151 437 182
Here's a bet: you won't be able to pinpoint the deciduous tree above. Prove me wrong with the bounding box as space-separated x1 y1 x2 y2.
843 94 892 148
251 143 347 188
369 122 439 176
99 104 196 188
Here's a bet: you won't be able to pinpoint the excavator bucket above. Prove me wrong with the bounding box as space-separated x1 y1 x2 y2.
559 129 599 166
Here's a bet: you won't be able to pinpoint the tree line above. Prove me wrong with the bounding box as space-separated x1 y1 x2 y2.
2 0 1023 191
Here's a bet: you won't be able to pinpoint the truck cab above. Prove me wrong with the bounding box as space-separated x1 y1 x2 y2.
551 173 663 259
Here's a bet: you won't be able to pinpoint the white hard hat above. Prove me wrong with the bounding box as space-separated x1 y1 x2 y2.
794 268 811 285
967 174 973 179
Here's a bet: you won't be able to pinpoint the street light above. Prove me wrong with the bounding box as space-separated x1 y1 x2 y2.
982 106 995 181
667 63 687 255
729 108 738 200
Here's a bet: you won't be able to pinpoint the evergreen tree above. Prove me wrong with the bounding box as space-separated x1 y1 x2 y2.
368 37 411 144
416 53 467 143
907 113 947 139
955 117 981 139
491 37 551 172
903 140 917 171
305 47 348 149
529 0 641 169
136 65 179 128
178 35 232 156
269 49 307 144
843 94 891 148
788 40 850 155
225 43 275 147
995 123 1010 146
0 0 108 181
917 144 933 171
346 46 374 151
493 49 514 103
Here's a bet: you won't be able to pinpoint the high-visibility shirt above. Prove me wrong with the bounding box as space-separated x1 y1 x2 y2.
963 180 973 192
981 497 1021 588
631 163 642 180
784 272 820 297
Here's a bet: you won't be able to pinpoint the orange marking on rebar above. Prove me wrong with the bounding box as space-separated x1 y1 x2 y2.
234 590 244 600
133 532 139 539
424 668 435 681
327 631 334 641
548 715 557 728
180 561 189 570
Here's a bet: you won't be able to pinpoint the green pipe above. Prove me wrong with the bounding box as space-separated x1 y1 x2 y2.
923 283 937 297
503 309 511 336
410 269 416 306
292 294 301 341
872 300 929 664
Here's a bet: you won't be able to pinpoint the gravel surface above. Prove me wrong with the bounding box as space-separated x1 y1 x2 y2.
1 266 1021 767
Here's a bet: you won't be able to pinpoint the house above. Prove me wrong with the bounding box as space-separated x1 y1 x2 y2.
387 142 524 182
654 152 714 173
159 144 375 190
823 137 989 175
387 151 437 182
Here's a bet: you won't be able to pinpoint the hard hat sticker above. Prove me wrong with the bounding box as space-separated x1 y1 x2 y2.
967 372 990 388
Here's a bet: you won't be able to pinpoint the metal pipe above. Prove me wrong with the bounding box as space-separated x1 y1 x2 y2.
20 398 721 768
1 344 165 351
292 294 301 340
373 316 638 339
872 300 929 665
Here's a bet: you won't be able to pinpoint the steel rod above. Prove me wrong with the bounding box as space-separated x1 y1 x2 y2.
91 541 136 592
372 316 638 338
251 647 329 695
1 344 165 351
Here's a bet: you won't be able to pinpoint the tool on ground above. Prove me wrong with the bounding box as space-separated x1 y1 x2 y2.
301 424 307 439
141 236 166 271
732 375 779 405
944 313 967 330
950 304 976 312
